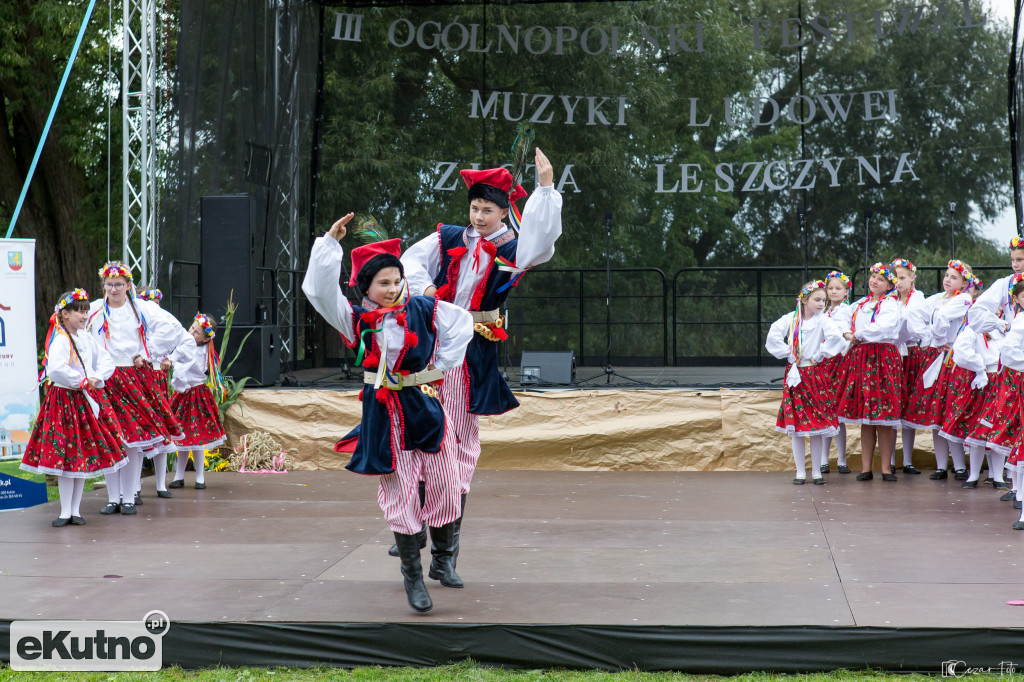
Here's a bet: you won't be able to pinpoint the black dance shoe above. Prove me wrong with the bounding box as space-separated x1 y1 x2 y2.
167 479 184 489
820 464 830 474
134 492 143 506
70 516 86 525
194 482 206 489
961 481 979 489
120 502 137 515
1014 521 1024 531
993 481 1011 490
903 465 922 475
792 478 806 485
1001 491 1017 501
51 517 71 527
812 478 826 485
929 470 948 480
99 502 120 515
837 465 852 474
954 469 969 481
156 490 172 498
856 472 873 481
881 473 898 482
1015 499 1023 510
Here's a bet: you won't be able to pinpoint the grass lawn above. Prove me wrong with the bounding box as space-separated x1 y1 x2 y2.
0 460 99 503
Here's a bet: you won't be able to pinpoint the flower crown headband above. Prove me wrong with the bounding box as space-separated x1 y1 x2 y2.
973 277 983 290
56 288 89 312
137 287 162 302
1011 236 1024 250
98 262 133 281
947 259 973 283
891 258 916 274
869 262 897 286
798 280 826 300
194 313 216 339
825 270 852 288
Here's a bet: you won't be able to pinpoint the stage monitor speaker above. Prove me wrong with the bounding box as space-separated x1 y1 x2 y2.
200 194 257 326
520 351 576 385
222 324 279 387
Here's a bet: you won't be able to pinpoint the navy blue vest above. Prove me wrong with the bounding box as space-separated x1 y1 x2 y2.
343 295 446 475
433 224 520 416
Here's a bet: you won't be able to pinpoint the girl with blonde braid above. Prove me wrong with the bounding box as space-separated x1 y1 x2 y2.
821 271 853 473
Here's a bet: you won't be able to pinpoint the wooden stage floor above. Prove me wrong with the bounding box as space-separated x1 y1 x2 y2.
2 468 1024 629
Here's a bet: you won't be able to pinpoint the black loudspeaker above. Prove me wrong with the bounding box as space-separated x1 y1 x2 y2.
200 194 257 326
520 351 576 385
222 325 280 387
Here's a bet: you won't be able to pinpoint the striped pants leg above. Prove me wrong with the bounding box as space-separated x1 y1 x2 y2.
441 364 482 494
377 404 461 535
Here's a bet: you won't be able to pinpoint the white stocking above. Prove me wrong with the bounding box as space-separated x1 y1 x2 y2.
71 479 85 517
988 450 1006 483
949 441 966 472
901 428 916 467
810 436 825 480
836 424 848 467
194 450 206 484
173 448 189 482
792 435 807 479
967 444 986 483
56 477 74 519
153 449 168 492
933 432 950 470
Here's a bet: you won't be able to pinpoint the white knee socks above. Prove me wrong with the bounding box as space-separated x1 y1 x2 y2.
70 478 84 517
57 477 74 519
792 435 807 479
967 444 986 483
988 450 1006 483
836 424 847 466
809 436 825 480
173 449 189 483
194 450 206 485
933 433 949 470
153 449 168 492
949 441 966 472
901 428 916 467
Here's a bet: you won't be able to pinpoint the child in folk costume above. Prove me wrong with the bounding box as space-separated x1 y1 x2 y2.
968 236 1024 337
972 277 1024 503
833 263 903 481
87 262 188 516
134 286 175 501
21 290 127 526
765 281 847 484
821 271 853 474
167 314 228 489
891 258 927 474
400 147 562 568
303 214 474 613
943 319 1007 489
911 261 975 480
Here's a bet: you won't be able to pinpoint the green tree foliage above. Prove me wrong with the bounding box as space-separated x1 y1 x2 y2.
0 0 122 320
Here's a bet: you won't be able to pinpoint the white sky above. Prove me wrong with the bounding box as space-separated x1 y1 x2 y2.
979 0 1019 243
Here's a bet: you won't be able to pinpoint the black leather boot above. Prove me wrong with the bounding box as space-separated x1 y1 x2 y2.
427 521 463 588
394 531 432 612
452 493 467 568
389 481 428 557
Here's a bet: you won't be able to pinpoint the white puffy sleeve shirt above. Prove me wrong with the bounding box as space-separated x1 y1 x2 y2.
302 235 474 373
895 290 926 348
765 311 846 366
927 292 973 348
402 184 563 302
86 298 188 366
844 295 902 344
1000 314 1024 371
46 330 116 390
169 339 208 393
968 273 1014 334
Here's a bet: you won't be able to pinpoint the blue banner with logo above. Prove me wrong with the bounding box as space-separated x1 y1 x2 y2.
0 239 38 463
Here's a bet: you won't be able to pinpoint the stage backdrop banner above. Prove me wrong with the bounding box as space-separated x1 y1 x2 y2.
224 387 872 473
0 239 38 460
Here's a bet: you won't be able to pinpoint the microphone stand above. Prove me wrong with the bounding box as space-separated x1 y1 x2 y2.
863 209 872 295
949 201 957 259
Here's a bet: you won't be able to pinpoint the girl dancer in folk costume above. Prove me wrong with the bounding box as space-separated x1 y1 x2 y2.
21 290 127 526
821 271 853 474
167 314 228 490
891 258 927 474
968 236 1024 337
972 276 1024 501
914 261 975 480
944 318 1007 489
401 147 562 566
87 262 188 516
833 263 903 481
134 285 175 501
765 281 846 484
303 214 473 613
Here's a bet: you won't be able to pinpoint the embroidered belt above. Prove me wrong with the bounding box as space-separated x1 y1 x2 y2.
471 308 501 323
363 368 444 390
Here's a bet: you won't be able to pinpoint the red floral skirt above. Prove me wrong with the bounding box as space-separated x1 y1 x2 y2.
1007 446 1023 471
975 368 1024 456
818 353 847 396
836 343 902 426
901 346 941 428
924 361 974 429
775 363 838 437
21 386 127 478
104 366 179 448
940 370 997 444
171 384 226 450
